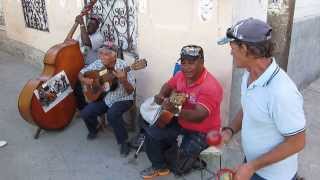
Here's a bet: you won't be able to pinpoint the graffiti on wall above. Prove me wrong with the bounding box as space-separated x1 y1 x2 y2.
85 0 137 52
21 0 49 32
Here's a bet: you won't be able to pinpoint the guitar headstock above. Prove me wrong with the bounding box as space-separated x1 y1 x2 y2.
130 59 148 71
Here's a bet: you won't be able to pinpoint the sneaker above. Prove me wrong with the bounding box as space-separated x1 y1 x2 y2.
0 141 7 148
87 132 97 140
140 167 170 179
120 142 131 157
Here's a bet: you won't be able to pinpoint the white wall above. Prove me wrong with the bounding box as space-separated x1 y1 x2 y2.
135 0 234 120
3 0 83 52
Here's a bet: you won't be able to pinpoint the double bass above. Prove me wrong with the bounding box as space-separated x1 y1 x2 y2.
18 0 97 132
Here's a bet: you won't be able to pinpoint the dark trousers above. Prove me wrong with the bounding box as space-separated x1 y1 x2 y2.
80 99 133 144
74 81 87 111
144 120 208 169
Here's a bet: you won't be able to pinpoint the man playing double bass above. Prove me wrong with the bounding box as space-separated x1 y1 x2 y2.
74 14 104 111
78 46 135 157
140 45 223 179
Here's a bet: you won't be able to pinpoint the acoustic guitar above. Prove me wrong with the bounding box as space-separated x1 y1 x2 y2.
156 92 188 128
83 59 147 102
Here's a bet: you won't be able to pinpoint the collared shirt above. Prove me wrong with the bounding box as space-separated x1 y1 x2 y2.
77 32 104 65
167 68 223 133
241 58 306 180
80 58 135 107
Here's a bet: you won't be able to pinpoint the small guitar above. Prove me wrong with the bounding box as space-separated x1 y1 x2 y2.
157 92 188 128
83 59 147 102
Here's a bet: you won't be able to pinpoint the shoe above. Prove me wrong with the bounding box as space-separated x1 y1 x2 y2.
120 142 131 157
0 141 7 148
87 132 97 140
140 167 170 179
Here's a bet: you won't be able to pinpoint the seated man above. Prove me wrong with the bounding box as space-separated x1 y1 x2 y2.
74 15 104 111
78 46 135 157
140 45 223 179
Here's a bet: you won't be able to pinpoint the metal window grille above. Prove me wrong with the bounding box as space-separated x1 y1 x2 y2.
0 0 5 26
85 0 137 53
21 0 49 32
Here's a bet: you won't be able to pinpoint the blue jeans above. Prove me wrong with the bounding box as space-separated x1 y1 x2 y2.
144 120 208 169
80 100 133 144
251 173 297 180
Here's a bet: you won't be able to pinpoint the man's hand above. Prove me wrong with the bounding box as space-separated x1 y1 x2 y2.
112 69 127 82
221 128 233 145
154 94 165 105
81 77 93 86
161 99 179 114
234 163 255 180
75 15 84 25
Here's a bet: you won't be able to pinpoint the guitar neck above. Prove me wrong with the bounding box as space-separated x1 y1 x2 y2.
123 66 132 73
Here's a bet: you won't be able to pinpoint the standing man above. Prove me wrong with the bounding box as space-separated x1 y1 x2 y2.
140 45 223 179
78 46 135 157
74 15 104 111
218 18 306 180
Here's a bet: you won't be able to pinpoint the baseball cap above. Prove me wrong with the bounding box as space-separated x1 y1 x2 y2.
180 45 204 60
218 17 272 45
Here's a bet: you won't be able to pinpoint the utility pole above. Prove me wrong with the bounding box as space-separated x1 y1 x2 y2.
267 0 296 71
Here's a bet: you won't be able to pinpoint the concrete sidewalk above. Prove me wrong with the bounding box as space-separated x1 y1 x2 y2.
0 50 319 180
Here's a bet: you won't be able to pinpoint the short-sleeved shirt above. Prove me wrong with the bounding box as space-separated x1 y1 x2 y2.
80 58 135 107
241 58 306 180
167 68 223 133
77 32 104 65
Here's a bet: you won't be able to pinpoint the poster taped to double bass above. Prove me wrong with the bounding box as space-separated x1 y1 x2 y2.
34 71 73 113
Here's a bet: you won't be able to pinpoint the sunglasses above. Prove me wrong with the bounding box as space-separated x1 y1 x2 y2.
181 45 203 58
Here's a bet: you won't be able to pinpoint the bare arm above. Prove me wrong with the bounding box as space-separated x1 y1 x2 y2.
154 83 174 104
113 70 134 94
179 104 209 123
221 109 243 143
119 78 134 94
76 15 92 48
250 131 305 170
235 131 305 180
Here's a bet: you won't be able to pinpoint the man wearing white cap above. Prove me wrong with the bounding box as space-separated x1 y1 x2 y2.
218 18 306 180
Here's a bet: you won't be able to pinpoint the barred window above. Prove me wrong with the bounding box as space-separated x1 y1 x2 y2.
21 0 49 32
0 0 5 27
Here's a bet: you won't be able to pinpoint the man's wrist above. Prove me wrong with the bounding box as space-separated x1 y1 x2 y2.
222 126 235 137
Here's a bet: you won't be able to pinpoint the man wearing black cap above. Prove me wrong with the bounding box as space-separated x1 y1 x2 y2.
140 45 223 179
218 18 306 180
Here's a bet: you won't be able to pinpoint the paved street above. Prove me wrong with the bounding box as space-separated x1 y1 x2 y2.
0 50 319 179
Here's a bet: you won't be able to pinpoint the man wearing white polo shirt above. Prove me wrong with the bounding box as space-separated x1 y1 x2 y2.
218 18 306 180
